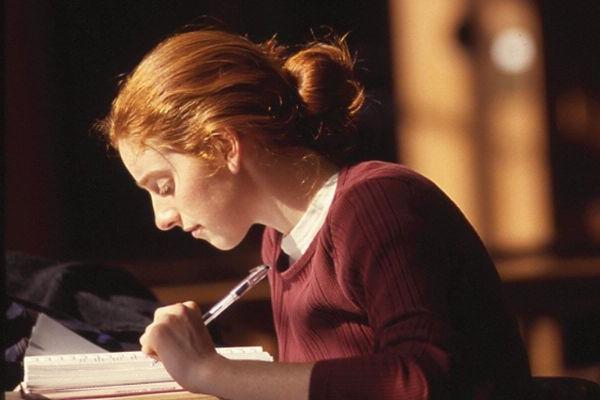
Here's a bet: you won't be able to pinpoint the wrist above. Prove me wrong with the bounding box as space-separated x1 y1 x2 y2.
188 352 229 394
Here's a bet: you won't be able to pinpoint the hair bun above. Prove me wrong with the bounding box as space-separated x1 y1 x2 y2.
283 39 364 120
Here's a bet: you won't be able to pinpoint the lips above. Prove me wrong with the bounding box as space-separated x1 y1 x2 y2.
189 226 203 239
184 225 203 238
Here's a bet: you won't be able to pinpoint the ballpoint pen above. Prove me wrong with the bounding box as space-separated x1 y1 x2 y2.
202 264 270 325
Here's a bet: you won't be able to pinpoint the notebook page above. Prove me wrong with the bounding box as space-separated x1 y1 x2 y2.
25 313 108 356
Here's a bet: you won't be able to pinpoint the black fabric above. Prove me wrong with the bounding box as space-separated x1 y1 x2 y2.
4 302 34 389
4 251 162 389
6 251 160 348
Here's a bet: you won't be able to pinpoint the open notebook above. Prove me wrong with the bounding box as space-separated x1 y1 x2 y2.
19 314 273 399
22 347 272 399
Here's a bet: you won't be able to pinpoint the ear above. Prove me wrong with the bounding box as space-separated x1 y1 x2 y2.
216 129 242 174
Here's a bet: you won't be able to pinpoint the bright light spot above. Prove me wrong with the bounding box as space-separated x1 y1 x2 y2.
490 27 536 74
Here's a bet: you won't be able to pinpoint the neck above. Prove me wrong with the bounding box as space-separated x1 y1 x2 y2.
248 149 339 235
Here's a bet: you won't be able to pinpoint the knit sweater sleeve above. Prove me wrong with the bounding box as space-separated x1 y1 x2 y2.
309 173 462 400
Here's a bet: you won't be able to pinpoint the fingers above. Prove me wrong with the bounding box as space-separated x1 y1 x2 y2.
183 300 200 311
141 301 202 357
140 318 166 359
139 327 158 360
153 301 201 320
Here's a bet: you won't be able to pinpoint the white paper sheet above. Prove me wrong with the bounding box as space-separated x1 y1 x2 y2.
25 313 108 356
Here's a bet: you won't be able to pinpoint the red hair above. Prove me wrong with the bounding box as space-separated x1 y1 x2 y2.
99 29 364 165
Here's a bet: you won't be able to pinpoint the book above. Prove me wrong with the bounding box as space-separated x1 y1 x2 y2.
21 347 273 399
18 313 273 399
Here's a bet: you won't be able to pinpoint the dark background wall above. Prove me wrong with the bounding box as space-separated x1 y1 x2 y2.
539 1 600 256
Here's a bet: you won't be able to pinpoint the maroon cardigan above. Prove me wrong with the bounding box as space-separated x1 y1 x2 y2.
262 161 530 400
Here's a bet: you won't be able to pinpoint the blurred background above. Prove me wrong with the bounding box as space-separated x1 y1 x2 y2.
5 0 600 383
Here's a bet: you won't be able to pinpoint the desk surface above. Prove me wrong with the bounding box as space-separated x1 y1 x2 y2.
5 391 218 400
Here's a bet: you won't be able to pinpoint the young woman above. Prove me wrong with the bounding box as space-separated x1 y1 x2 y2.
99 29 531 400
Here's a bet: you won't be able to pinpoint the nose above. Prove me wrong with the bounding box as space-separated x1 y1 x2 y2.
152 198 181 231
155 208 180 231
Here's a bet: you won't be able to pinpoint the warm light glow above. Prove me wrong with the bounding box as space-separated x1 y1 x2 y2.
528 317 564 376
584 199 600 244
556 88 593 141
490 27 536 74
389 0 483 232
390 0 553 252
479 0 553 251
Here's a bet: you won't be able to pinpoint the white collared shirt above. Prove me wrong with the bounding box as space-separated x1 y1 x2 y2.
281 173 339 264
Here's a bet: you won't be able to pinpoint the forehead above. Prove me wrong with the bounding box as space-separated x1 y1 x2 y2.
118 140 172 181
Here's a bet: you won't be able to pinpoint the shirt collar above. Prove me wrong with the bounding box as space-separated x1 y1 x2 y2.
281 172 339 263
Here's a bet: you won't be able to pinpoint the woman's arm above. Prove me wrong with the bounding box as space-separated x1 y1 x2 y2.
140 301 314 400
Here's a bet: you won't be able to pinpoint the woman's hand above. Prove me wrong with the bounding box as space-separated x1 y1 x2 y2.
139 301 223 393
140 301 313 400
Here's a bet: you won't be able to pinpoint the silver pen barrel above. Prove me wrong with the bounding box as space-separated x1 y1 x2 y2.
201 264 270 325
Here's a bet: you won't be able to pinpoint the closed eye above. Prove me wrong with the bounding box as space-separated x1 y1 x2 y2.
156 180 174 196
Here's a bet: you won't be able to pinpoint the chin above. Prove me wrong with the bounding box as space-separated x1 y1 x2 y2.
207 236 244 251
211 242 237 251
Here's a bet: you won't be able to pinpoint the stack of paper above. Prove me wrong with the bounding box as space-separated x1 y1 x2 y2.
22 347 273 399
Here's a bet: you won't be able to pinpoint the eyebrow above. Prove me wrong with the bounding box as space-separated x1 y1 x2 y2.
136 170 168 189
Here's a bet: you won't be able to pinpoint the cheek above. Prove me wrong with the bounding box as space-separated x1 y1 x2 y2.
209 179 247 223
185 172 252 243
218 206 251 236
211 203 253 248
177 178 215 217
